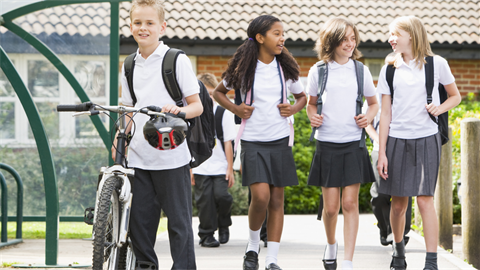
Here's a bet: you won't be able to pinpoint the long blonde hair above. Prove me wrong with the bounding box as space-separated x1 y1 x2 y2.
387 16 434 68
314 17 362 62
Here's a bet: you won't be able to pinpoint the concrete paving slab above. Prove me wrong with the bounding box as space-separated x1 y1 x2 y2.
0 214 476 270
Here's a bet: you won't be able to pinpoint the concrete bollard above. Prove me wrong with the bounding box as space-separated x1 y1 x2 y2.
435 127 453 250
461 118 480 268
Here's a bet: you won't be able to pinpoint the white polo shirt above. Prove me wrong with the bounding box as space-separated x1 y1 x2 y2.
120 42 200 170
224 57 304 142
377 55 455 139
306 59 376 143
192 103 237 176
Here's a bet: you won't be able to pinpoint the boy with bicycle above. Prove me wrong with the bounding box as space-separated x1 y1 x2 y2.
113 0 202 269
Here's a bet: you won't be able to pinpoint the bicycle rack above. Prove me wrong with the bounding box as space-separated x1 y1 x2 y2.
0 163 23 248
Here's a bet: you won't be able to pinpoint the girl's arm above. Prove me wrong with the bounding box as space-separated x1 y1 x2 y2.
162 93 203 119
425 82 461 116
306 95 323 127
354 96 379 128
377 94 392 180
365 122 379 144
213 82 255 119
277 92 307 117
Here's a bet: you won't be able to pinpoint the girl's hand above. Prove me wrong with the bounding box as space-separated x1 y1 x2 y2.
277 103 293 117
354 114 369 128
309 114 324 128
426 103 440 117
235 102 255 119
162 104 182 115
377 153 389 180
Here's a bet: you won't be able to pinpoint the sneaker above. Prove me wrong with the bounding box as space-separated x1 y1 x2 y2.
199 235 220 247
219 227 230 244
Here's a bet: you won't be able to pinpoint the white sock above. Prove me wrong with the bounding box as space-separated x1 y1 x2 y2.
265 241 280 266
342 260 353 269
324 241 337 261
246 228 261 253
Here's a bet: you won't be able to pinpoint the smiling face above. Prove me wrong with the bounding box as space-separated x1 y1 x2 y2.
388 27 412 55
130 5 166 55
333 26 356 63
257 21 285 60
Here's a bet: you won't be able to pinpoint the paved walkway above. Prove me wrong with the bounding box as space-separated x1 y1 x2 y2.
0 214 476 269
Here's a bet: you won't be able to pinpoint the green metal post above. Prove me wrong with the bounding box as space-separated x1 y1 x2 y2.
109 2 120 166
0 163 24 239
0 47 59 265
0 172 7 243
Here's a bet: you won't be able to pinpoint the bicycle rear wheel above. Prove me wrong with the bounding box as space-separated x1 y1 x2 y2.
92 176 126 270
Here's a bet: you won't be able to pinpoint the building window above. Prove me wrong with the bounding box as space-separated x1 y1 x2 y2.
364 58 385 80
0 54 109 146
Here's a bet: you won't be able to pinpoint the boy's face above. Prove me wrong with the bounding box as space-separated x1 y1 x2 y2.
130 5 166 51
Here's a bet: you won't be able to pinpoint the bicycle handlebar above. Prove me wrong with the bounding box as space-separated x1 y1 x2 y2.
56 102 186 119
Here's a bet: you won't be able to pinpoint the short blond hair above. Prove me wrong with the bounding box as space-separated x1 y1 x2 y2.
130 0 165 23
314 17 362 63
387 16 434 69
197 73 219 89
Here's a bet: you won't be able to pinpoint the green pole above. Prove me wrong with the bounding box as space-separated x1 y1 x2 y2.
0 172 7 243
0 163 24 239
0 47 59 265
109 1 120 166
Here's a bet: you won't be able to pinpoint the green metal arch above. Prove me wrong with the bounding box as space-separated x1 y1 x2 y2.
0 0 125 265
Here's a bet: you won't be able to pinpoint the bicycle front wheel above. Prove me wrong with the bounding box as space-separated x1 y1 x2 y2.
92 176 125 270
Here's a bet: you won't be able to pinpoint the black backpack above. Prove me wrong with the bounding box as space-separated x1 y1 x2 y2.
124 48 216 168
214 106 236 160
386 56 449 145
309 60 367 148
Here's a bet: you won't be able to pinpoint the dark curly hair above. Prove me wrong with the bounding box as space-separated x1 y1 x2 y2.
222 15 300 94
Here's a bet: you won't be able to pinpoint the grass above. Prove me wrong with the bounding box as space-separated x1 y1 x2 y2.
3 218 168 239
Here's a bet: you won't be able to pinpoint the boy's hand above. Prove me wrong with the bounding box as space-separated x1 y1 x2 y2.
277 103 293 117
162 104 182 115
309 114 323 128
226 168 235 188
354 114 369 128
235 102 255 119
425 103 440 117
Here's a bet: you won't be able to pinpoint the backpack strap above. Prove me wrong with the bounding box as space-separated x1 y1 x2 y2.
215 106 226 153
386 64 396 104
162 48 185 107
425 56 438 124
309 61 328 142
354 60 366 148
124 52 137 106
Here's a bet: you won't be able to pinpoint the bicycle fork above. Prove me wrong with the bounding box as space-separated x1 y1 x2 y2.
95 165 135 248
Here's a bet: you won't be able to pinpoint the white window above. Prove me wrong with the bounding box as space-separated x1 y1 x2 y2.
364 58 385 81
0 53 110 147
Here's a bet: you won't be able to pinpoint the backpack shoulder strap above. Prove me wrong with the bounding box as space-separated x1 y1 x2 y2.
425 56 438 124
124 52 137 105
215 106 226 153
162 48 185 107
309 60 327 141
386 64 395 104
354 60 366 148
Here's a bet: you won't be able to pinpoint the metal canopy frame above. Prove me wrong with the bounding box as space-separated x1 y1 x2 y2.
0 0 125 266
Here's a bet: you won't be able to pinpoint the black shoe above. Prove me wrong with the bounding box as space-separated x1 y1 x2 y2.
390 255 407 270
219 227 230 244
265 263 282 270
243 250 259 270
381 234 393 246
322 242 337 270
199 235 220 247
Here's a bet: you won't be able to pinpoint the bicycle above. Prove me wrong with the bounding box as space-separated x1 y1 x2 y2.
57 102 186 270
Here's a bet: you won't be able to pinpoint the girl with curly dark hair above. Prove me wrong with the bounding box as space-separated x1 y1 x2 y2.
213 15 306 270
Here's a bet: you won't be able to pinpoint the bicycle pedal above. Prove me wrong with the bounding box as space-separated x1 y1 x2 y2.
84 207 94 225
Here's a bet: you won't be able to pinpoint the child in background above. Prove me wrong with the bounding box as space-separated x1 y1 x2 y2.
306 17 378 270
213 15 306 270
191 73 236 248
376 16 461 270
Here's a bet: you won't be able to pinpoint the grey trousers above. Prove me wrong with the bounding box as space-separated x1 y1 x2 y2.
193 174 233 239
130 166 196 270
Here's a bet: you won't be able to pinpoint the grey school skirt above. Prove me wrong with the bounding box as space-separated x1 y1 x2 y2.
307 140 375 187
240 137 298 187
378 133 441 197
